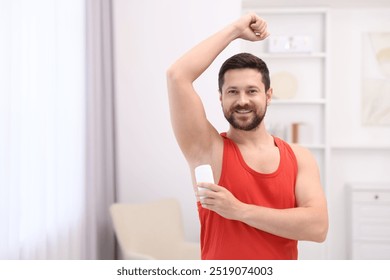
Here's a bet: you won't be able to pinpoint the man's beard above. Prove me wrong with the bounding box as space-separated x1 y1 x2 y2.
224 105 266 131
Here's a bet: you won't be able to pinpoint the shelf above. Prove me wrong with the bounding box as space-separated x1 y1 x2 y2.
271 99 326 105
353 238 390 242
242 4 329 15
302 144 326 150
331 146 390 150
259 52 326 58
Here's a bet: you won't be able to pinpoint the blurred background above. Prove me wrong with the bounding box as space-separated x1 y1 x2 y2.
1 0 389 260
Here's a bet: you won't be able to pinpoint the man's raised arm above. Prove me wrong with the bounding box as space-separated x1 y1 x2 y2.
166 13 269 165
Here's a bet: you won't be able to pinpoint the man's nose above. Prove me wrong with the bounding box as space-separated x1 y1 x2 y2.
237 92 249 106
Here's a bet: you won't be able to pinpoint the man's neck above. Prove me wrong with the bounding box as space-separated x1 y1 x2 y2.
226 122 274 148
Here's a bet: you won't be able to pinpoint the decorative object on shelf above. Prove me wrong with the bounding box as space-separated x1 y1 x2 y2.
290 122 312 145
268 122 313 145
268 35 313 53
362 32 390 126
271 71 298 99
291 123 300 143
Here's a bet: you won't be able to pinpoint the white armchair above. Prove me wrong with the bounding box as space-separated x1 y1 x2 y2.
110 198 200 260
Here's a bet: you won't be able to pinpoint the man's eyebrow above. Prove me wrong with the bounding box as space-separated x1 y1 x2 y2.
225 86 238 90
247 85 261 89
224 85 261 90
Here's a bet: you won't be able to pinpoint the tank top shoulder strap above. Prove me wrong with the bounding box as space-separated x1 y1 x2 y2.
273 136 298 176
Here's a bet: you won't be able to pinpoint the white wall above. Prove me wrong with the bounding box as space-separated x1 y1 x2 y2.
329 9 390 147
112 0 241 242
327 8 390 259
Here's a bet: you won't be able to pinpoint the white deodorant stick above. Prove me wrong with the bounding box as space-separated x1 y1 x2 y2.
195 164 215 183
195 164 215 200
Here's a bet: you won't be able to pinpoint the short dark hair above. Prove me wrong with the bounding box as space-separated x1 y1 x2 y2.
218 53 270 92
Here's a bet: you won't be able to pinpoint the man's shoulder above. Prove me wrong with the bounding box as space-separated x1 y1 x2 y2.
288 142 318 168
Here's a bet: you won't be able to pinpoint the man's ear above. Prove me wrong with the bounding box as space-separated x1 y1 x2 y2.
266 88 273 106
219 90 222 103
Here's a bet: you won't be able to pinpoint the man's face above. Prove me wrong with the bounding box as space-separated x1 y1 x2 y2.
220 68 271 131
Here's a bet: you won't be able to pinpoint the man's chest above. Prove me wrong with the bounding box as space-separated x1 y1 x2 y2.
239 146 280 174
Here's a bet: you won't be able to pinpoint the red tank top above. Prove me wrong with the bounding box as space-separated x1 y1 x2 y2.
197 133 298 260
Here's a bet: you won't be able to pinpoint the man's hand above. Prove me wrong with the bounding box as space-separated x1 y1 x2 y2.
197 182 246 220
232 13 269 42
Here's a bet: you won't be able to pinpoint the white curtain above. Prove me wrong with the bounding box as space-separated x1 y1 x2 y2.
0 0 116 259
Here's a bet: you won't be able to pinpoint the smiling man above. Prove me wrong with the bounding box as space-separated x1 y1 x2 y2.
166 13 328 260
219 55 270 131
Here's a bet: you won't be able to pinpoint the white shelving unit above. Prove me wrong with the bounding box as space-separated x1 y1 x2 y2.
241 6 330 259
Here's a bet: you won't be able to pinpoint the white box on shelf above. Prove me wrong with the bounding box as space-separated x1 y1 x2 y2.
268 35 313 53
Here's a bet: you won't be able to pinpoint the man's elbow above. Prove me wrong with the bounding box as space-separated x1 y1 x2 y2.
312 217 329 243
166 66 181 96
314 227 328 243
166 65 176 82
166 64 183 84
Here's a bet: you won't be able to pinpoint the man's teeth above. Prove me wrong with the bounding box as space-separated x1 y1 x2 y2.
236 109 252 113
